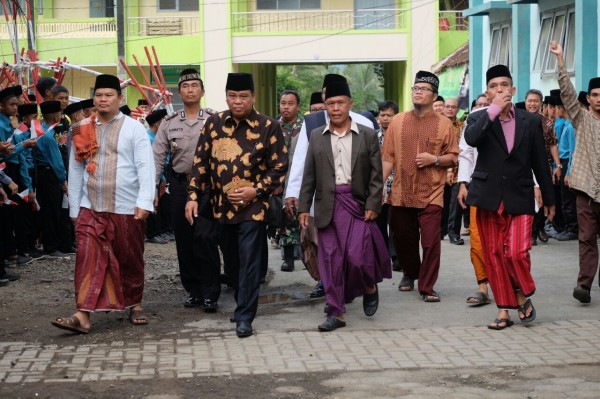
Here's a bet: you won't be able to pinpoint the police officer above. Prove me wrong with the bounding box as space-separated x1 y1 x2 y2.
153 69 220 311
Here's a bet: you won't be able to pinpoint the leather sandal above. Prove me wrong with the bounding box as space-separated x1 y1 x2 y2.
51 315 90 334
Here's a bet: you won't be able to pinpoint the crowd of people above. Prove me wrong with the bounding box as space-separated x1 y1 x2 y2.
0 41 598 337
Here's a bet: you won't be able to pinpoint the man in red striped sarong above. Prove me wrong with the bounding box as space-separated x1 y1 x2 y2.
51 74 155 334
464 65 555 330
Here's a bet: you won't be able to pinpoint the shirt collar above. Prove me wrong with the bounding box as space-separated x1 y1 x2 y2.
224 108 259 126
499 105 516 121
323 118 359 136
95 112 123 125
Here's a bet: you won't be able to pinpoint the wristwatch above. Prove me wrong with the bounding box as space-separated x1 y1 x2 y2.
556 164 563 169
458 181 469 186
434 156 440 166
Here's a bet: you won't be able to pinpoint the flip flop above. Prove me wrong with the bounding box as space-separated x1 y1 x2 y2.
518 299 536 323
487 318 514 330
466 291 491 306
422 290 440 302
398 276 415 292
51 315 90 334
129 309 149 325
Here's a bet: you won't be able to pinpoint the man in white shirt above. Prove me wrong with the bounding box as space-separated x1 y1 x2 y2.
51 74 155 335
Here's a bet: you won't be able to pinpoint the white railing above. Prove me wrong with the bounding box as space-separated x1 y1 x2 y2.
231 9 408 33
127 16 199 36
0 21 116 39
439 11 469 31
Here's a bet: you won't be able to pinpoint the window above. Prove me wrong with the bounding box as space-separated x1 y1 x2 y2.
533 8 575 73
256 0 320 10
158 0 199 12
90 0 114 18
354 0 396 30
488 23 511 69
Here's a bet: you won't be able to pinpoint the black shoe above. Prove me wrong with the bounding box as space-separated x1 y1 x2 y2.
203 299 218 313
0 278 9 287
363 286 379 317
538 230 549 243
280 260 294 272
310 282 324 298
323 303 329 313
573 285 591 304
392 257 402 272
449 237 465 245
220 274 233 288
184 296 202 308
236 321 253 338
0 270 20 281
318 316 346 332
532 237 538 246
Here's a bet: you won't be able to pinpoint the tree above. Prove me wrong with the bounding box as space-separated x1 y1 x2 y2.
344 63 384 112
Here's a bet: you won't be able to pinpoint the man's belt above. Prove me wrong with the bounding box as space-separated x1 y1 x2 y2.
171 171 191 182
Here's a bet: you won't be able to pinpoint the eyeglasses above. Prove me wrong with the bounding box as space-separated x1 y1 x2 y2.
444 105 458 109
411 86 435 93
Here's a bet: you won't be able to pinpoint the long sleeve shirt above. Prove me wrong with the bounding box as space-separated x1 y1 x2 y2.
187 109 288 224
33 122 66 184
284 110 374 200
558 64 600 200
457 109 484 183
557 119 576 174
68 113 155 218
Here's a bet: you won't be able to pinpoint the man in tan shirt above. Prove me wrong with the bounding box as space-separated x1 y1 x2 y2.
382 71 459 302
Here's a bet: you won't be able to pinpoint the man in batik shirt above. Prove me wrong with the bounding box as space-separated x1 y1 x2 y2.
185 73 288 338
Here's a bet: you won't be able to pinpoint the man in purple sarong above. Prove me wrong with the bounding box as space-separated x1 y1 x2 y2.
298 80 392 332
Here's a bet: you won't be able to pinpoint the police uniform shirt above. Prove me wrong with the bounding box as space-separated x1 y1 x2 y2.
152 108 213 184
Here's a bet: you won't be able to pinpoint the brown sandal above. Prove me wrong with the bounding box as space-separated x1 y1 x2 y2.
51 315 90 334
129 309 149 325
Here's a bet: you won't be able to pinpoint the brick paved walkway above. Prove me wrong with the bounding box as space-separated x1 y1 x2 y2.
1 319 599 384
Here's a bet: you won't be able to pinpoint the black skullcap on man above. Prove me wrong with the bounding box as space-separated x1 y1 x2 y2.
324 81 351 100
549 89 561 97
578 91 590 107
12 85 23 97
64 102 83 117
309 91 323 105
80 99 94 110
27 94 37 102
414 70 439 92
588 77 600 94
94 74 121 94
553 96 564 107
322 74 347 88
546 96 556 106
515 101 526 110
18 103 38 116
178 68 203 87
146 109 167 126
119 105 131 116
137 99 148 106
226 72 254 92
40 101 61 115
543 96 550 105
486 64 512 84
434 95 445 103
0 87 17 102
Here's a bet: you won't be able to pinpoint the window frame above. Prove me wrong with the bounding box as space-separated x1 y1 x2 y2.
533 7 575 76
256 0 321 10
488 22 512 71
157 0 199 12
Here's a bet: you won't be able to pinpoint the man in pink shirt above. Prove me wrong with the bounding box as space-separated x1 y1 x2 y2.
464 65 555 330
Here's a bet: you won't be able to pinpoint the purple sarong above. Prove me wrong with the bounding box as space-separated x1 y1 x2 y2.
317 185 392 317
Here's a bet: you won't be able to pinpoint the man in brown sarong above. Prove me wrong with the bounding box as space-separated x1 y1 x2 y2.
51 74 155 334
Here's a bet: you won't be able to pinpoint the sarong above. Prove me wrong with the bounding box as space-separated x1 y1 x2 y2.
318 185 392 317
477 201 535 309
75 208 146 312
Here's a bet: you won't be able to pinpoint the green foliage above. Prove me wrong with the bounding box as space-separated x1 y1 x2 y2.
275 63 384 114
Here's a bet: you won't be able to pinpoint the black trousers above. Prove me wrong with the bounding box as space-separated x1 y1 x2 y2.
168 175 205 297
560 159 578 233
447 183 463 240
220 221 267 323
193 215 221 302
36 167 62 253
